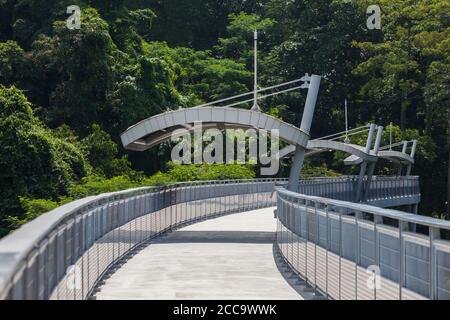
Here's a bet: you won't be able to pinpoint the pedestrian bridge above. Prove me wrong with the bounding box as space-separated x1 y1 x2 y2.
1 74 449 300
0 177 449 300
95 208 304 300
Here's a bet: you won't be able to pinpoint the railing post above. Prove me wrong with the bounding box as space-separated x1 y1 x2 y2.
373 213 382 300
429 227 439 299
325 204 330 299
314 201 318 295
355 210 363 300
338 207 344 300
399 220 408 300
401 140 408 153
304 199 309 285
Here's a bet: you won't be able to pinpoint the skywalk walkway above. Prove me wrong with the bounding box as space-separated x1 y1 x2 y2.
1 70 448 300
95 208 304 300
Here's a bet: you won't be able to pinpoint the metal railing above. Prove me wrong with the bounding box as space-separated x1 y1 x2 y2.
0 176 423 300
275 186 450 300
298 176 420 206
0 179 286 300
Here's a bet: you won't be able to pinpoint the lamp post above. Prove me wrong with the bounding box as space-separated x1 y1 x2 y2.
251 30 261 112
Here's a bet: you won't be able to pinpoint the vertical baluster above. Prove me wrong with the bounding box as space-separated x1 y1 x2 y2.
325 203 329 299
429 227 439 299
377 178 380 200
373 213 381 300
293 199 297 264
355 211 360 300
339 207 342 300
314 201 318 295
399 220 407 300
304 199 308 285
282 198 285 258
297 198 301 278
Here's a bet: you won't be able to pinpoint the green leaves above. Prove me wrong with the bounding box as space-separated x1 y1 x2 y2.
0 41 26 85
0 86 90 234
67 175 140 199
216 13 274 62
81 124 132 178
142 41 251 105
0 85 33 119
0 0 447 228
162 162 256 182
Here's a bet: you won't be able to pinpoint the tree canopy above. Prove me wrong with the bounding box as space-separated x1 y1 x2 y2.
0 0 448 234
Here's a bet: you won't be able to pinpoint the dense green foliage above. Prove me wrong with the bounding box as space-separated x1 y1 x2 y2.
7 163 255 232
82 124 132 178
67 162 255 199
158 162 256 182
0 86 90 222
0 0 448 235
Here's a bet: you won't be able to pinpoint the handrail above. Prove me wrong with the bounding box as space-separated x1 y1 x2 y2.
276 186 448 230
275 186 450 300
314 125 370 141
0 179 285 300
195 77 309 109
0 176 423 300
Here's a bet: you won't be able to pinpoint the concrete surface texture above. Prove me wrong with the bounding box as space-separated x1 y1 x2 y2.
96 208 303 300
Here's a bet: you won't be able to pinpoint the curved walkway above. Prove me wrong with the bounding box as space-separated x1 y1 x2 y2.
120 107 309 151
95 208 304 300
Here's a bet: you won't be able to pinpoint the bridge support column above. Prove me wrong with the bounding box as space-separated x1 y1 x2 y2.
362 125 383 202
406 140 417 176
356 124 376 202
355 161 368 202
406 164 412 176
288 146 306 191
363 162 376 202
288 75 321 192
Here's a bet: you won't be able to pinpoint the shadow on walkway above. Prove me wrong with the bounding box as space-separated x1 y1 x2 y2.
158 230 275 244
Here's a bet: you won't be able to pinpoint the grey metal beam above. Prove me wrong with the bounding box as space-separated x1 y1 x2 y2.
363 126 383 202
288 75 321 191
355 161 368 202
121 107 311 152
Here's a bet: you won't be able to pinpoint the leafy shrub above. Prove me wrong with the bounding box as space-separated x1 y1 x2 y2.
68 175 140 199
163 162 256 182
82 124 132 178
4 197 60 231
0 87 90 229
302 164 341 177
141 172 176 186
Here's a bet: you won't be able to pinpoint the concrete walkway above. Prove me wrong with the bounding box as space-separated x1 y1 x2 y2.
96 208 303 300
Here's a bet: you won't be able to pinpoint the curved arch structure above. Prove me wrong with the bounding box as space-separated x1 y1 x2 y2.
279 140 377 162
121 107 310 152
279 124 384 203
379 150 414 164
308 140 377 162
344 151 414 166
121 74 322 192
